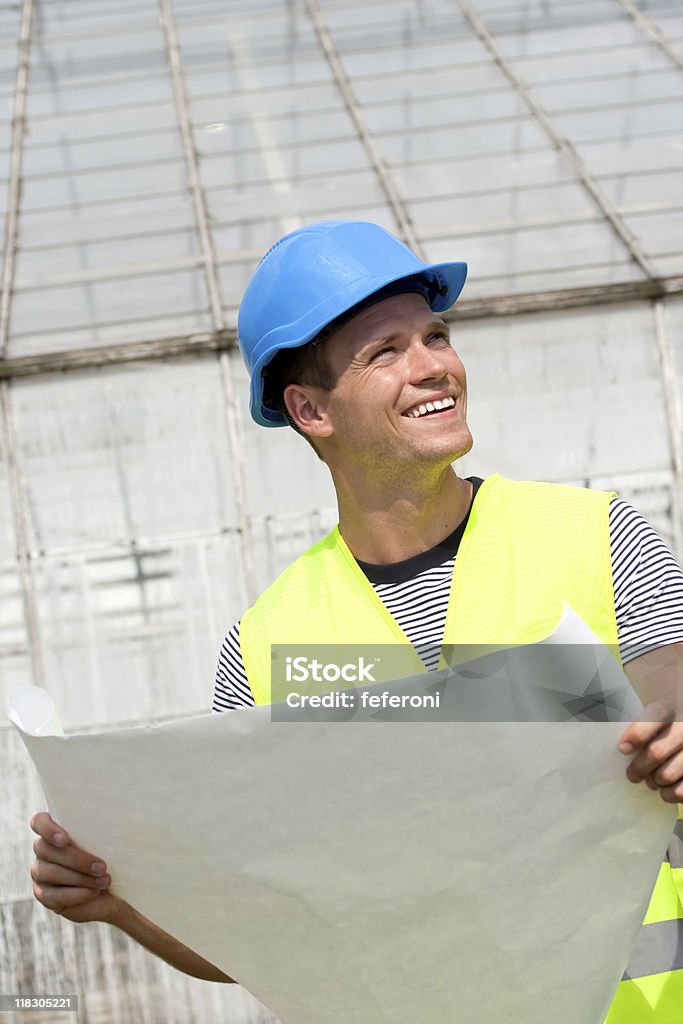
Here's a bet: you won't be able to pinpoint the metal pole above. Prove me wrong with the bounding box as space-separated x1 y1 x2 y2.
653 299 683 552
304 0 424 257
3 275 683 382
0 0 33 357
613 0 683 73
0 0 44 685
455 0 659 283
0 383 45 685
158 0 258 604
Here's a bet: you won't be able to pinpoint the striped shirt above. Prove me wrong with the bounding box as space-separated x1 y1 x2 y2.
212 492 683 712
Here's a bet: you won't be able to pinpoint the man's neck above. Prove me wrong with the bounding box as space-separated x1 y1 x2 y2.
335 466 473 564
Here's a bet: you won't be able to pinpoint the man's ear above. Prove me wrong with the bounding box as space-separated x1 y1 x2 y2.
283 384 333 440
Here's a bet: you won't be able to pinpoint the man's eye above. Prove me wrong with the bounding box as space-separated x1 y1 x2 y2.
371 346 396 361
428 333 451 346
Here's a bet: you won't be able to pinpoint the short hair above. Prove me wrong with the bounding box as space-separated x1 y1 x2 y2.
261 338 335 418
261 340 335 456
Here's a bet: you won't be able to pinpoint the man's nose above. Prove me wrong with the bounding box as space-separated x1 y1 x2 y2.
407 340 449 382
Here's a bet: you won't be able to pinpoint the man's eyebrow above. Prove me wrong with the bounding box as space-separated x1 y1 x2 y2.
367 320 451 347
366 331 400 347
426 319 450 335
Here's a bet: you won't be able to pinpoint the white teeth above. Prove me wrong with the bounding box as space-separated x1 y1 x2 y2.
407 396 455 418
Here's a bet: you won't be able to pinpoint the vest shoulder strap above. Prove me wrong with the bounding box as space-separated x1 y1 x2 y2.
445 475 617 649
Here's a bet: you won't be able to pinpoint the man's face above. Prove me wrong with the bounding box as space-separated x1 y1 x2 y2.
309 291 473 474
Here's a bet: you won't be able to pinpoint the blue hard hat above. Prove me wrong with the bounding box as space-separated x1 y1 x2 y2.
238 220 468 427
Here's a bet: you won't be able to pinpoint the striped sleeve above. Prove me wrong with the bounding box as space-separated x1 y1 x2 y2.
212 621 256 711
610 497 683 663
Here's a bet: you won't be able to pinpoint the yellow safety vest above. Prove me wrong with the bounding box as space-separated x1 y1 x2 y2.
240 473 683 1020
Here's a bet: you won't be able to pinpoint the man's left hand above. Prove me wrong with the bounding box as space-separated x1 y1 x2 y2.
620 703 683 803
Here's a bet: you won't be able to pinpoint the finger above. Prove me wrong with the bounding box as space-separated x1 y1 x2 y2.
625 724 683 782
33 882 103 914
619 703 674 754
30 812 69 849
652 748 683 789
658 780 683 804
31 860 110 891
32 837 108 878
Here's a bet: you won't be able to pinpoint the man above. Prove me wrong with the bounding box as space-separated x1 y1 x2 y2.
32 220 683 1018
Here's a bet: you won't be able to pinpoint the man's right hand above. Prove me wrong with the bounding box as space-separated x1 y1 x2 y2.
30 811 233 981
30 812 126 925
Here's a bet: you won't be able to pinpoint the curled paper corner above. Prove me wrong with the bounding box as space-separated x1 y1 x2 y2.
8 686 64 737
542 603 606 646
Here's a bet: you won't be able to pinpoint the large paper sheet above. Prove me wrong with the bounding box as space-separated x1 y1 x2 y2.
10 609 676 1024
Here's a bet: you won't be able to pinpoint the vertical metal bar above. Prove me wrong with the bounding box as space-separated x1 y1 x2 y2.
0 384 45 686
219 351 257 603
0 0 43 685
303 0 425 257
158 0 258 604
229 29 302 237
158 0 224 330
613 0 683 73
652 299 683 554
0 0 33 358
455 0 659 283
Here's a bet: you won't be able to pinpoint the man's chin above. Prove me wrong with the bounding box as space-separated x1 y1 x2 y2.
435 429 474 464
412 439 474 473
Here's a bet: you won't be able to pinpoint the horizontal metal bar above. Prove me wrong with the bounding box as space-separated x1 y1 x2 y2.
0 465 672 571
9 133 682 245
27 16 309 50
6 0 617 52
15 194 683 266
8 92 682 190
4 76 679 166
2 277 683 381
0 531 235 566
2 43 671 115
0 330 232 379
11 151 682 235
10 114 559 186
5 250 651 299
15 254 203 291
449 277 683 319
10 9 664 68
0 0 634 63
322 0 596 10
296 25 676 66
1 31 667 113
30 16 165 47
14 197 683 294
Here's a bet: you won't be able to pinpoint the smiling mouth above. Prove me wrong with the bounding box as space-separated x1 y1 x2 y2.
403 396 456 419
